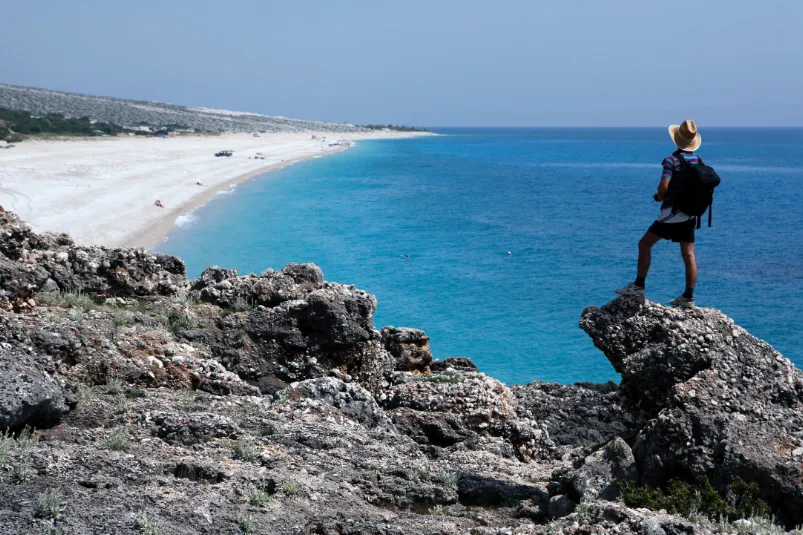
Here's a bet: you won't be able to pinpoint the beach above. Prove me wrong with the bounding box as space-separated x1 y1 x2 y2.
0 131 427 248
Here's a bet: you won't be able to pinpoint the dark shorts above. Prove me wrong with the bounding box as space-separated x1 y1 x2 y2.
648 219 695 243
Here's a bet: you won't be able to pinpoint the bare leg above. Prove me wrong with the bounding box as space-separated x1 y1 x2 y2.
637 232 662 278
680 241 697 289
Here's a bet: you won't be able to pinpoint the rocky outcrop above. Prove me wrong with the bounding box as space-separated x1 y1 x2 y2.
511 380 637 448
380 326 433 371
0 209 186 308
581 297 803 526
1 209 801 534
288 377 395 431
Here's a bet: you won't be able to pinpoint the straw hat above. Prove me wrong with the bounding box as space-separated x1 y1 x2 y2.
669 120 701 151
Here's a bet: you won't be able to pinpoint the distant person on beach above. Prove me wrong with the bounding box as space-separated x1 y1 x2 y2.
616 120 719 309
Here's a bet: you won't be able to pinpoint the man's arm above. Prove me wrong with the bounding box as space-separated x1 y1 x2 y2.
654 158 674 201
654 177 670 201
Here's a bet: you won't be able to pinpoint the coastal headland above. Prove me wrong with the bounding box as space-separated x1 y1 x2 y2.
1 207 802 534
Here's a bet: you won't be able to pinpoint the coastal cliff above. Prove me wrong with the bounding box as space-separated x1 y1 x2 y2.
1 207 801 535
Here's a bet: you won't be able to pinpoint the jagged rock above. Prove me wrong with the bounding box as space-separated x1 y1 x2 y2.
511 381 637 448
383 370 556 461
0 209 187 300
39 277 60 293
173 460 228 483
288 377 395 431
458 473 547 507
0 346 70 430
581 297 803 526
381 326 433 371
389 408 471 447
152 412 241 446
568 436 637 501
548 494 575 519
188 263 323 308
430 356 478 372
384 371 517 428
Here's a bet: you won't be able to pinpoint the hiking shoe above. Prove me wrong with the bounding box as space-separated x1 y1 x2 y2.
615 282 646 297
670 295 695 309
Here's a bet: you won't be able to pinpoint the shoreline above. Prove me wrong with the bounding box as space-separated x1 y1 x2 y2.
120 145 350 249
0 131 431 249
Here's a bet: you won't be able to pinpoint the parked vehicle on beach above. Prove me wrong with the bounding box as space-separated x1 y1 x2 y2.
215 151 233 157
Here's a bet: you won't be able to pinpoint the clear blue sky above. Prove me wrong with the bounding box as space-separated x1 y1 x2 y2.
1 0 801 126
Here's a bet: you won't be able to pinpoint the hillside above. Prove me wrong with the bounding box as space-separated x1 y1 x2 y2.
1 207 802 534
0 83 368 134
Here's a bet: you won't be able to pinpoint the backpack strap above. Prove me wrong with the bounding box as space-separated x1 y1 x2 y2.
708 200 713 227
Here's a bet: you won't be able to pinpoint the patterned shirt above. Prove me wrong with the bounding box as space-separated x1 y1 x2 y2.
656 151 698 224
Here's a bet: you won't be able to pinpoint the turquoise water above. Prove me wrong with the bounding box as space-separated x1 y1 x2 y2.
157 128 803 385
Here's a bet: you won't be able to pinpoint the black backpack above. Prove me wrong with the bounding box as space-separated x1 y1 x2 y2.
671 151 721 228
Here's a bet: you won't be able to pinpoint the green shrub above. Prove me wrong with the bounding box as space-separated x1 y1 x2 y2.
0 108 128 137
16 426 39 450
136 511 159 535
232 441 260 462
620 476 772 521
248 488 270 508
36 290 97 311
241 516 257 534
14 458 36 482
0 429 11 468
101 429 131 452
75 383 93 402
166 310 198 336
282 480 299 496
106 377 125 395
35 488 64 519
232 442 259 463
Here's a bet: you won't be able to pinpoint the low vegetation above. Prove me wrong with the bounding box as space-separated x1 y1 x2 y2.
35 488 64 519
248 488 271 508
620 476 772 521
232 441 260 463
36 290 98 312
359 124 428 132
101 429 131 452
136 511 159 535
0 108 128 139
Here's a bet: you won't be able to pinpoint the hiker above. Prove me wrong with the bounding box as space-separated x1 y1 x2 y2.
616 120 719 309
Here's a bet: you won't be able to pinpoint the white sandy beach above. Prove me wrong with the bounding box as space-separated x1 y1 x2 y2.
0 131 427 248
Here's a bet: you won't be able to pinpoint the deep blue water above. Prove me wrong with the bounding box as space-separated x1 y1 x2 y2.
157 128 803 385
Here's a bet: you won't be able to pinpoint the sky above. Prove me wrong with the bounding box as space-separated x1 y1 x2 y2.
1 0 802 126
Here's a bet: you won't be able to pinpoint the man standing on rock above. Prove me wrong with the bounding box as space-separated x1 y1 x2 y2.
616 120 703 309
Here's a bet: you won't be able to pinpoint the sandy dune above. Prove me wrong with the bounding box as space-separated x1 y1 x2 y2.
0 131 426 248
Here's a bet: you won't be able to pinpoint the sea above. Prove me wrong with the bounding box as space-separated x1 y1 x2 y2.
156 128 803 385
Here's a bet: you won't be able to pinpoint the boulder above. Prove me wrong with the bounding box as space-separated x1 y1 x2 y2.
548 494 575 519
569 437 638 501
581 297 803 526
289 377 394 431
0 346 70 431
381 326 433 371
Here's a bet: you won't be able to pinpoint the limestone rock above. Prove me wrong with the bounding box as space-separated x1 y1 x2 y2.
569 436 638 501
380 326 433 371
0 346 69 430
289 377 394 431
581 297 803 526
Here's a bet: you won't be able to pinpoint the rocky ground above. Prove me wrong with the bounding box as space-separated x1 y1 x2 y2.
1 206 802 534
0 84 372 134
